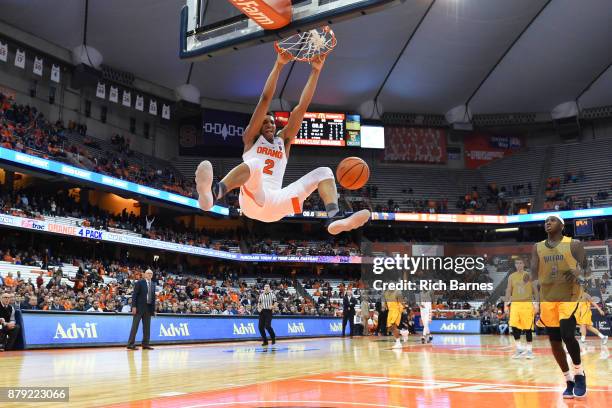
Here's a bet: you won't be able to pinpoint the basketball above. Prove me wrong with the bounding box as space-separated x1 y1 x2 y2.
336 157 369 190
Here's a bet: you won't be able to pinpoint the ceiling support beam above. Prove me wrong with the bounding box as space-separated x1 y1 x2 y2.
278 59 297 109
372 0 437 106
576 60 612 104
464 0 553 109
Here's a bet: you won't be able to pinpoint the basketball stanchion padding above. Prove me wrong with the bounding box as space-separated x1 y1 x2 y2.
227 0 292 29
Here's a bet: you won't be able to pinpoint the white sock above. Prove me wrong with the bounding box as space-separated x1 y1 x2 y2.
573 364 584 376
563 371 574 382
580 336 586 342
597 332 604 339
526 343 533 352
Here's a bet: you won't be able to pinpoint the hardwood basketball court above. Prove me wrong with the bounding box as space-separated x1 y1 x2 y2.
1 335 610 407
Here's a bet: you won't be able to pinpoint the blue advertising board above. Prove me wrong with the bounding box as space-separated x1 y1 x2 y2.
429 319 481 334
21 311 343 348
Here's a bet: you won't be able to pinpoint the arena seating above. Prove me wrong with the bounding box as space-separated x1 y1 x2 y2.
478 145 548 207
547 137 612 209
0 261 116 288
0 94 194 199
0 255 337 315
173 135 612 216
174 155 486 213
63 130 194 198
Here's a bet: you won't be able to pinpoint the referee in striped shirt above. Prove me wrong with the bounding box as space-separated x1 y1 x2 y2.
258 284 277 346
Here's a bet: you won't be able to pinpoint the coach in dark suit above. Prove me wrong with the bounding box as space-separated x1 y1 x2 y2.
342 290 358 338
0 292 21 351
127 269 156 350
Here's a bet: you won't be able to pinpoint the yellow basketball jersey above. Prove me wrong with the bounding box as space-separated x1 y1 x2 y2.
509 271 533 302
578 291 591 310
384 290 401 302
536 236 581 301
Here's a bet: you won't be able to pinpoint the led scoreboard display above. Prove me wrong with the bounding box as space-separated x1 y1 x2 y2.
274 112 361 147
298 112 345 146
574 218 594 237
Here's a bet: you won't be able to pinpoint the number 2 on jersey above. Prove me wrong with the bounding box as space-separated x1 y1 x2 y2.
263 159 275 175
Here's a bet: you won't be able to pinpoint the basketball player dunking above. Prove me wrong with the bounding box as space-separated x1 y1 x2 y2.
531 215 588 398
195 51 370 234
504 258 535 359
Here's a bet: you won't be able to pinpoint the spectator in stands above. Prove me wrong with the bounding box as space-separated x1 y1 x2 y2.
0 291 21 351
480 308 501 334
121 298 132 313
74 297 87 311
87 300 104 312
49 297 65 311
21 296 40 310
104 300 118 313
3 272 15 288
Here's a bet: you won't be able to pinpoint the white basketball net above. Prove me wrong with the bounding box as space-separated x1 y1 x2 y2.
275 26 336 62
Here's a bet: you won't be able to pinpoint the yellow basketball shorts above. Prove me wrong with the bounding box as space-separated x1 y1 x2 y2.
509 302 535 330
387 306 402 328
575 303 593 326
539 301 580 328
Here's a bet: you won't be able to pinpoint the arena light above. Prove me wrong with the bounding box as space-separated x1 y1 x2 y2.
494 227 519 233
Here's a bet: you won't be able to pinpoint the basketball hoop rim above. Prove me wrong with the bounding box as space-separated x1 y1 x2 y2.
274 26 337 63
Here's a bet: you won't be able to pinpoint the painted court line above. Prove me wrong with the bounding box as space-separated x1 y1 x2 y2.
181 400 408 408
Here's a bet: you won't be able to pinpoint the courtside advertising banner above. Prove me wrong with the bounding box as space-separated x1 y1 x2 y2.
429 319 481 334
21 312 343 348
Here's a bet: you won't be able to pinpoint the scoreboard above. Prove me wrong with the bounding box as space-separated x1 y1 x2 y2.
274 112 361 147
574 218 594 237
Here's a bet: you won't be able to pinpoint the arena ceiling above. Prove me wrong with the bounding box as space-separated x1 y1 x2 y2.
1 0 612 115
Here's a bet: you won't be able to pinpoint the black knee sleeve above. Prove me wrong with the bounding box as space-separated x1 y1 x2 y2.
524 329 533 342
547 327 562 342
560 317 581 365
511 327 521 340
559 317 577 343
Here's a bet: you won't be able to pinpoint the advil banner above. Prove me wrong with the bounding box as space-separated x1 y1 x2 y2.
21 312 343 348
